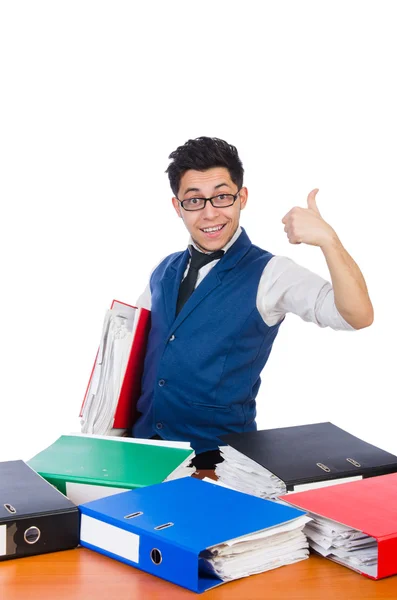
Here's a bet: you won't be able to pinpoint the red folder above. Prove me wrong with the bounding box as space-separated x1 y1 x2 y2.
80 300 151 431
280 473 397 579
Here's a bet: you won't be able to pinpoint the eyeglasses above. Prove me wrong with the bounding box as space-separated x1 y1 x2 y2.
177 190 241 211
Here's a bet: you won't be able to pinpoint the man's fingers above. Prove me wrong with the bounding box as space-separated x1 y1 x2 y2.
281 208 293 224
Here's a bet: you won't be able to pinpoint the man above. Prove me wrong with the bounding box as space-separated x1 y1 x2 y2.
133 137 373 468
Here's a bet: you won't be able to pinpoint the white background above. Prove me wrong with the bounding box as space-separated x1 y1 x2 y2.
0 1 395 462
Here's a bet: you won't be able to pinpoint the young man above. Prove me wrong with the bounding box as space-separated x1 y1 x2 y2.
133 137 373 468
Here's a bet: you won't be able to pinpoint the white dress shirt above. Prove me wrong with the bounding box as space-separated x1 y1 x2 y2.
136 227 354 331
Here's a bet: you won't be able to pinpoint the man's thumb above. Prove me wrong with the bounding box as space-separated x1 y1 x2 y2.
307 188 320 212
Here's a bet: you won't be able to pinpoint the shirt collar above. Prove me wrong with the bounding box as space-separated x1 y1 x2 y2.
189 226 242 255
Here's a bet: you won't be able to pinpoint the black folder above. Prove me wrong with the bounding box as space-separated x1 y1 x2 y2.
0 460 80 561
220 422 397 491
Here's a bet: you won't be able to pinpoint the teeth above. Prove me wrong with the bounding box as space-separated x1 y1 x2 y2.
203 225 223 233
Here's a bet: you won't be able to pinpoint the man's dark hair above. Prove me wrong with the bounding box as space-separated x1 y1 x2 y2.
166 136 244 196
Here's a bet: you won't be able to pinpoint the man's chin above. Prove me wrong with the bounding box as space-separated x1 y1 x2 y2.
195 238 225 253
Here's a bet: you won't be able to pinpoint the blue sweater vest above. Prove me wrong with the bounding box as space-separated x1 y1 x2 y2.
133 229 283 453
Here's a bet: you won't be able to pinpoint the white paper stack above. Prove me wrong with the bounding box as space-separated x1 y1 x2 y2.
303 514 378 577
80 305 137 435
215 445 287 499
200 514 311 581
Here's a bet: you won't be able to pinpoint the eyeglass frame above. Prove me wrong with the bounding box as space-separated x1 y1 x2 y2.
176 189 242 211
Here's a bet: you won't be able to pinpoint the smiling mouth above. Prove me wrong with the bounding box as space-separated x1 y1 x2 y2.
200 224 226 233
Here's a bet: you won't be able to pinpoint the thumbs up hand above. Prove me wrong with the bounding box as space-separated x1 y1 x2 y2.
281 189 336 247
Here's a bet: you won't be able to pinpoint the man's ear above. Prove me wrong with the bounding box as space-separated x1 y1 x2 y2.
172 197 182 218
239 187 248 210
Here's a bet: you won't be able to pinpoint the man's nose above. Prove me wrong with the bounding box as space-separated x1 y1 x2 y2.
202 200 219 219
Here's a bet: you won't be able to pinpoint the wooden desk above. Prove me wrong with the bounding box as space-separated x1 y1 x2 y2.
1 471 396 599
1 547 397 600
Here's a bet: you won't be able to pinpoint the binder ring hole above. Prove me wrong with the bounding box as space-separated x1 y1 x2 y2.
154 522 174 531
150 548 162 565
124 512 143 520
4 504 16 514
24 526 41 545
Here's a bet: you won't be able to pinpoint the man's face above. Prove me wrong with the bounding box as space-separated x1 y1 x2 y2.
171 167 248 252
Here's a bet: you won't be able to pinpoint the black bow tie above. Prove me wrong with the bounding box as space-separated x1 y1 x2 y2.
176 245 225 316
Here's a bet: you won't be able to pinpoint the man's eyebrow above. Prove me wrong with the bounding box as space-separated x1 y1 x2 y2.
183 182 231 195
183 187 201 194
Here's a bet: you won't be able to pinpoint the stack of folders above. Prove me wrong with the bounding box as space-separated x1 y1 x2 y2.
215 422 397 499
280 473 397 579
28 434 195 505
80 300 150 436
0 460 79 561
79 477 311 592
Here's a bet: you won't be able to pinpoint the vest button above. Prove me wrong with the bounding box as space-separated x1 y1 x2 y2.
156 422 163 430
169 334 175 341
158 379 165 387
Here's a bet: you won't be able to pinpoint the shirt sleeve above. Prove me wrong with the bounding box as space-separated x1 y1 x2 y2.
135 282 152 310
135 256 168 310
256 255 356 331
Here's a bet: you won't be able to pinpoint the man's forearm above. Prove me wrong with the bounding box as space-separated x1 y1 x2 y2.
321 235 374 329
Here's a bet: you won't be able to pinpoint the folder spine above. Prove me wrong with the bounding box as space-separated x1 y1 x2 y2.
377 535 397 579
79 511 200 592
0 510 80 561
138 534 199 592
113 307 151 429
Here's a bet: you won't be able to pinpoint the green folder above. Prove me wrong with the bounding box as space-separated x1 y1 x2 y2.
28 435 195 504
